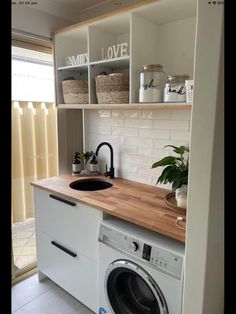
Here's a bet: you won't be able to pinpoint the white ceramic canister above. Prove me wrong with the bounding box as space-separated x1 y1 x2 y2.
139 64 167 102
185 79 194 103
164 75 189 102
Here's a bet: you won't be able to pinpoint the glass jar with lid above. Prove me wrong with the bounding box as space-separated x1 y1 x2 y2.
139 64 167 103
164 74 189 102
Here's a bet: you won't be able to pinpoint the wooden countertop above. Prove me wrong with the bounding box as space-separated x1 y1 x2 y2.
31 175 186 243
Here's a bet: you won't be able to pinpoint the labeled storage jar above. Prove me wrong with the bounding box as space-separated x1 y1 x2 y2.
164 75 189 102
185 80 194 103
62 79 88 104
95 73 129 104
139 64 167 103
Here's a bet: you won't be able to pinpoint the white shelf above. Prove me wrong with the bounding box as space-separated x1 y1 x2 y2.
57 102 192 110
90 56 130 69
57 64 88 72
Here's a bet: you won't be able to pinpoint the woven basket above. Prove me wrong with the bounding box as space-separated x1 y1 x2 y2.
62 80 88 104
95 73 129 104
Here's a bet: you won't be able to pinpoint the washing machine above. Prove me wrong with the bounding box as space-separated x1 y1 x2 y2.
98 217 185 314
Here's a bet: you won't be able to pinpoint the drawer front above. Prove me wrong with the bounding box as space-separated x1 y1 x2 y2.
34 188 101 261
37 231 98 313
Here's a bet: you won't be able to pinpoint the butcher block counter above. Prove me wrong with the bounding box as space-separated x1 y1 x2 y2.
31 175 186 243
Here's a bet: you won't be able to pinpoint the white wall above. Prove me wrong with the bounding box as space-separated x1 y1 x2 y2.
85 108 191 187
11 5 74 40
182 1 224 313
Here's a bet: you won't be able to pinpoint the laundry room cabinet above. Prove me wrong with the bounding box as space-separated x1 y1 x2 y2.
53 0 197 107
34 188 101 313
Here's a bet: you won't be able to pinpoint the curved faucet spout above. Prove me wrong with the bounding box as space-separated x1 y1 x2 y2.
95 142 114 178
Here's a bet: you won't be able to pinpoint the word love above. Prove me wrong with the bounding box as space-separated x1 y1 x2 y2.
64 53 88 66
101 42 128 60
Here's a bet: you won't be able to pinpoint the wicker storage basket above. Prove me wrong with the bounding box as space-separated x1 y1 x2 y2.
95 73 129 104
62 80 88 104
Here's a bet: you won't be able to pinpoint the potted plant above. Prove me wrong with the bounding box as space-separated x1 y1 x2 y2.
78 151 94 174
151 145 189 208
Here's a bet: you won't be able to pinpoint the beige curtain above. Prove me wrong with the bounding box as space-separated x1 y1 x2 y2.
12 101 58 223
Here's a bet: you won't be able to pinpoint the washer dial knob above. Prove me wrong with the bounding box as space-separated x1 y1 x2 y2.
126 241 138 252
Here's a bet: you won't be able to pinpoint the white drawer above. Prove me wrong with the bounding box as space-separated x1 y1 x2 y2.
37 230 98 313
34 188 101 261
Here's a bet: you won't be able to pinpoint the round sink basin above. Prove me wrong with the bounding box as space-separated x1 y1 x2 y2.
69 178 113 191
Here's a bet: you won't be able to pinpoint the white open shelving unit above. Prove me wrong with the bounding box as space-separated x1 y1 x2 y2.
53 0 197 110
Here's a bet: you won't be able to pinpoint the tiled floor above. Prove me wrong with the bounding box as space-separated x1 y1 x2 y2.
12 218 37 270
12 273 95 314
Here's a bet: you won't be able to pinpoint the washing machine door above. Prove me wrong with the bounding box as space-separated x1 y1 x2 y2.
104 260 168 314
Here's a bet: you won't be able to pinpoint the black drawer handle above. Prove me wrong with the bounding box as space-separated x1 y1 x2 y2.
49 194 76 207
51 241 77 258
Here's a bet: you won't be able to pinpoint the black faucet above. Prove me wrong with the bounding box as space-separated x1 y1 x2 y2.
95 142 115 179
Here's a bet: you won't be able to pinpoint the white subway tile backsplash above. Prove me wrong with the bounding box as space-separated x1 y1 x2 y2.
94 118 124 127
124 137 152 148
98 110 111 117
86 109 190 187
89 125 112 134
125 119 153 128
138 110 154 119
121 154 152 167
139 110 171 120
124 110 139 119
112 110 126 118
171 109 191 120
170 130 190 140
119 171 152 185
138 167 159 176
112 127 138 136
138 148 168 159
139 129 170 140
153 110 171 120
120 163 138 173
154 120 189 130
153 139 189 149
112 110 139 118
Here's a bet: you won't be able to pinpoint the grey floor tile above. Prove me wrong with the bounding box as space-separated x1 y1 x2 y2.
12 274 56 312
13 309 26 314
18 286 83 314
12 274 95 314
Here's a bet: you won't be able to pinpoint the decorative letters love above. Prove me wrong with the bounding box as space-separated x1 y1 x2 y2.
101 42 129 60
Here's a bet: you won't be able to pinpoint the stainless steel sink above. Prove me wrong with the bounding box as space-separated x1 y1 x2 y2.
69 178 113 191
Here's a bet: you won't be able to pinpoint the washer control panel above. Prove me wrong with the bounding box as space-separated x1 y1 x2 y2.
99 225 184 279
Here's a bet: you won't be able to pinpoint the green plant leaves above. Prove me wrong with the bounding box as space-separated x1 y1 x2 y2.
152 145 189 191
164 145 189 154
78 151 94 164
151 156 180 168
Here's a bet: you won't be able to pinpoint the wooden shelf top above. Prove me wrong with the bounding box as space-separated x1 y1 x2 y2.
57 102 192 110
31 175 186 243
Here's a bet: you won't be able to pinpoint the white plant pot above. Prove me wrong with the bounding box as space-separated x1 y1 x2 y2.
175 184 188 208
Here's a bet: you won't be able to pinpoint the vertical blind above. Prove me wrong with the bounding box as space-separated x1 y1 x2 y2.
12 101 58 223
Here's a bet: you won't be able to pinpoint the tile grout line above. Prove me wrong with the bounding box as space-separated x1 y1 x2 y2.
13 278 56 313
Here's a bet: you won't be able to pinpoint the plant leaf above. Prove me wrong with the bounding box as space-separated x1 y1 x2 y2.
164 145 189 155
172 180 183 191
151 156 179 168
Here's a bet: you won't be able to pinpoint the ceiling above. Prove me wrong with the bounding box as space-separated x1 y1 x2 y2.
31 0 143 22
50 0 110 12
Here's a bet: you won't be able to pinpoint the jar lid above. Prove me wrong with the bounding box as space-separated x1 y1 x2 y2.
167 74 190 82
142 64 163 71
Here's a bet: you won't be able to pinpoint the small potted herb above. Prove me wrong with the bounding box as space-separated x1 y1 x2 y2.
151 145 189 208
78 151 94 174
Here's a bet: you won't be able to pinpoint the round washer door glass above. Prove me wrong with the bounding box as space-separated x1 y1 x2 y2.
105 260 168 314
